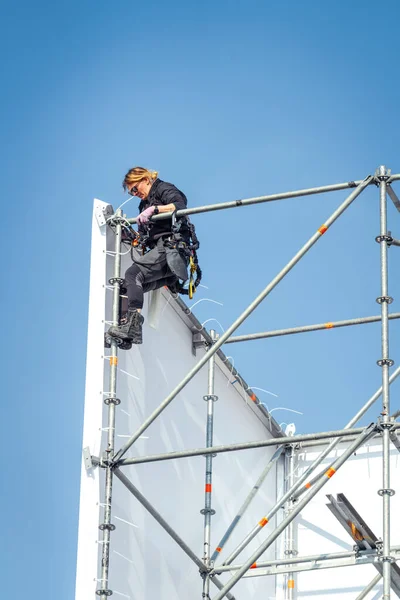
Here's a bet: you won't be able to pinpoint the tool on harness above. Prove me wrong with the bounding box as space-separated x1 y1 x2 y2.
167 216 202 299
122 213 202 298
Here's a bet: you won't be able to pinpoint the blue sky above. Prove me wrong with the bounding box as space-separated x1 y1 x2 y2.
2 1 400 598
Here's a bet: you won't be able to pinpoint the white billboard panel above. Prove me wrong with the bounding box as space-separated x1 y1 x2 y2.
75 201 281 600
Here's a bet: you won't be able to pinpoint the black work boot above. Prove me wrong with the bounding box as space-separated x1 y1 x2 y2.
107 310 144 345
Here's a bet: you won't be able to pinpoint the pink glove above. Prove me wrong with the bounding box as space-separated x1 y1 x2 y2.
136 206 156 225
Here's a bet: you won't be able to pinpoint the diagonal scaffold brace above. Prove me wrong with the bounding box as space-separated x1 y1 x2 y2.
211 424 377 600
112 175 373 466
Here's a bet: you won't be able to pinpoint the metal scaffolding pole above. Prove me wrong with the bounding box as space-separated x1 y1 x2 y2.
376 166 394 599
113 469 237 600
210 447 284 564
113 175 372 464
285 446 297 600
355 574 382 600
213 546 400 575
212 425 376 600
202 330 218 599
97 209 123 599
126 174 400 224
118 425 395 466
225 313 400 345
222 367 400 567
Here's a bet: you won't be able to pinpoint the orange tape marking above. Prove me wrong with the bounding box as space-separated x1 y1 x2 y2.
250 393 257 402
259 517 268 528
110 357 118 366
349 521 364 541
318 224 328 235
325 467 336 478
325 322 334 329
288 579 295 589
205 484 212 493
305 482 311 489
216 547 222 553
250 563 257 569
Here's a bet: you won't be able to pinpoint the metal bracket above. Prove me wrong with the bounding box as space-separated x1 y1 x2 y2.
192 331 208 356
104 396 121 406
375 167 391 183
95 204 113 227
200 508 216 515
108 277 125 286
377 358 395 367
378 488 396 497
99 523 116 531
376 295 393 304
377 555 396 563
375 234 393 244
203 394 219 402
83 447 94 470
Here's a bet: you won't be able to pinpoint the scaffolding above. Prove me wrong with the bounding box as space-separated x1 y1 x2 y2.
87 166 400 600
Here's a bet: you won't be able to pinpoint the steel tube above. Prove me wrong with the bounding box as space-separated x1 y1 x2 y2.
355 573 382 600
242 555 378 578
212 425 376 600
113 469 236 600
223 368 400 566
210 447 283 564
214 547 400 574
98 210 123 600
377 167 392 599
118 426 378 466
226 313 400 345
126 175 400 225
202 330 218 598
286 446 296 600
113 176 372 464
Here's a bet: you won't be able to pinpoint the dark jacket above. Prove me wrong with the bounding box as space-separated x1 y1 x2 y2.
138 179 189 241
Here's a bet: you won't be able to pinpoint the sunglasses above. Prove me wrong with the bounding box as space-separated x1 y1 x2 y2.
128 185 139 196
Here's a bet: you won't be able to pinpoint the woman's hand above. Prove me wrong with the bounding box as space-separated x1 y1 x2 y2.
136 206 155 225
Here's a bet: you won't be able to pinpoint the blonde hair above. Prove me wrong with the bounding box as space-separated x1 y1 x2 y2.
122 166 159 191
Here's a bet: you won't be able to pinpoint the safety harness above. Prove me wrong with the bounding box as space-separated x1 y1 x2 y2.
121 215 202 299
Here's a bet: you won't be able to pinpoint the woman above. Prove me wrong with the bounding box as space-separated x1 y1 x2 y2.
107 166 190 346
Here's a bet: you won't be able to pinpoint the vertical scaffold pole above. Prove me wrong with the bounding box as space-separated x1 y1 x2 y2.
201 330 218 599
97 210 123 599
376 166 395 600
285 445 297 600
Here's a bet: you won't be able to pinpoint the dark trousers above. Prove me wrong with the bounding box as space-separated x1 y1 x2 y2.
125 242 177 310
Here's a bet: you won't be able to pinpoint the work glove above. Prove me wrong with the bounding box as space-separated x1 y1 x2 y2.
136 206 156 225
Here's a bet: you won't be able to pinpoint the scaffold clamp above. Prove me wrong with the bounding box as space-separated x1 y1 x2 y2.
378 488 395 497
377 358 394 367
376 295 393 304
99 523 116 531
203 394 219 402
108 277 125 286
104 396 121 406
375 234 393 244
200 508 216 516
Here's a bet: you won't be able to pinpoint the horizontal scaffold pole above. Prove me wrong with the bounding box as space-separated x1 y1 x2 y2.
113 177 372 464
212 546 400 575
225 313 400 345
126 174 400 224
117 423 400 466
